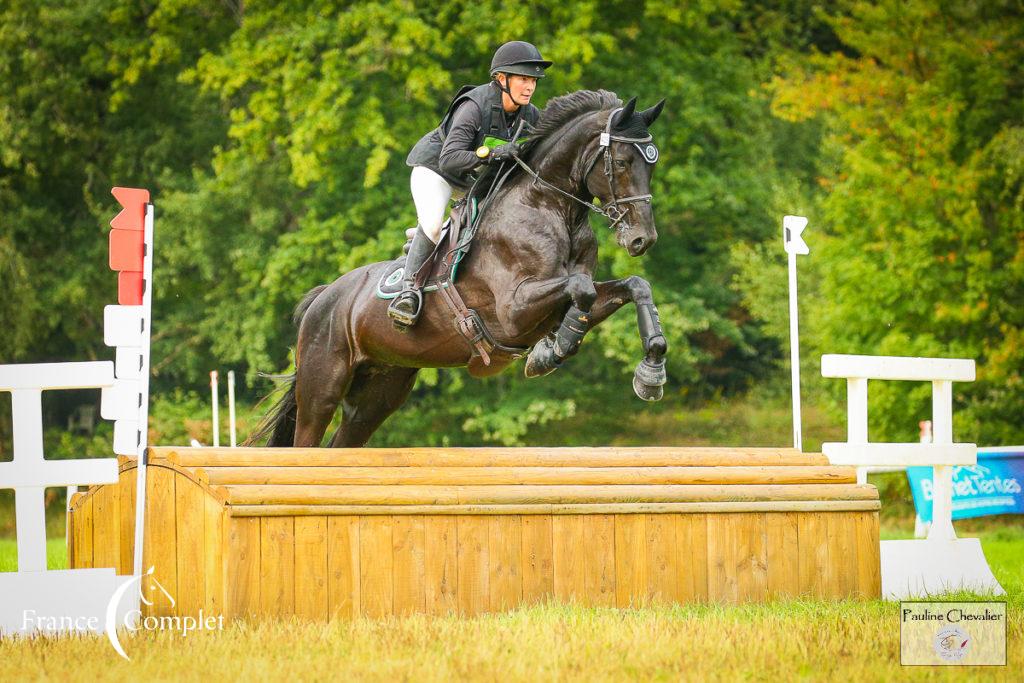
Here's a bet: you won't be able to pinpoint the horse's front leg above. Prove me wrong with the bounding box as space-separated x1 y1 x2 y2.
588 276 668 401
525 275 668 401
523 272 596 378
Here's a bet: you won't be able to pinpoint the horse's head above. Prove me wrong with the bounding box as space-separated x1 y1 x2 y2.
585 97 665 256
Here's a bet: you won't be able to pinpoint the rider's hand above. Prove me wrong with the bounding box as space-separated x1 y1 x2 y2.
488 141 521 164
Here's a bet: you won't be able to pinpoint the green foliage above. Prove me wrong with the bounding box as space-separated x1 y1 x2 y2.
1 1 1020 446
764 0 1024 443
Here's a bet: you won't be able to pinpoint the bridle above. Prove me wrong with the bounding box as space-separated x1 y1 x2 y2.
510 107 658 231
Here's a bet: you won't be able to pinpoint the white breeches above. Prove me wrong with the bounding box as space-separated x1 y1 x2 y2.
410 166 463 243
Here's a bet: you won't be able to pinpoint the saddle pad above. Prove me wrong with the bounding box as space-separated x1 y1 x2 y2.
375 200 477 300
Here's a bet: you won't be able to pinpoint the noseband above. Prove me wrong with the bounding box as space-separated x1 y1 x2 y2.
510 107 658 232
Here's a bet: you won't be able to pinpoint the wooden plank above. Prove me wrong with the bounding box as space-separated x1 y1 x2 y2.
854 512 881 598
294 516 329 620
392 516 426 616
423 516 458 615
223 483 876 506
456 516 489 615
614 514 647 608
160 446 827 468
327 516 360 618
737 513 768 603
797 513 829 598
143 466 177 617
521 515 553 605
706 514 733 602
552 515 586 604
174 475 205 617
119 465 137 575
229 500 881 517
259 517 295 617
224 517 260 619
830 512 858 598
359 516 394 618
204 465 856 486
90 481 118 570
72 496 93 569
675 514 708 602
766 512 800 599
583 514 615 606
488 515 522 611
204 494 224 616
646 514 677 603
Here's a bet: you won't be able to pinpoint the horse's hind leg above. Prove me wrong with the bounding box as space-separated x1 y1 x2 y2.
327 363 419 447
292 353 354 447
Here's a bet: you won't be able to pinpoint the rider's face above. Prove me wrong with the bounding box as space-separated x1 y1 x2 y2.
501 74 538 107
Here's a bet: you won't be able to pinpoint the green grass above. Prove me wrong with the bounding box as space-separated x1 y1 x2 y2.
1 526 1019 679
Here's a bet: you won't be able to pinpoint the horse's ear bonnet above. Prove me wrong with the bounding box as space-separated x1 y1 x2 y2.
640 99 666 127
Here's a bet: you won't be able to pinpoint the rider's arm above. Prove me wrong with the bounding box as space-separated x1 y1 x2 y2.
438 101 484 180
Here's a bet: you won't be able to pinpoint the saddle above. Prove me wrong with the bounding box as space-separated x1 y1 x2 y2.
375 198 528 371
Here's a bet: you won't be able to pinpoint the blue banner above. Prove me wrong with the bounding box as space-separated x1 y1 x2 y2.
907 447 1024 522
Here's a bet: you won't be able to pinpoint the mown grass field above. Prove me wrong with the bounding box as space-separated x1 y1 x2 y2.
1 521 1020 680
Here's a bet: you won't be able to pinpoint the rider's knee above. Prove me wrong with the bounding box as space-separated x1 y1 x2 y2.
420 221 443 244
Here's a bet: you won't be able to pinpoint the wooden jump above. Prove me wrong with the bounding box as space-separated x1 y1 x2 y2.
67 447 881 620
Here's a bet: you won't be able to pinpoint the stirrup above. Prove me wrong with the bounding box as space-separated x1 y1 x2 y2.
387 288 423 330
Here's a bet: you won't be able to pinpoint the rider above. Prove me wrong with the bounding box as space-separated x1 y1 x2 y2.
388 40 552 330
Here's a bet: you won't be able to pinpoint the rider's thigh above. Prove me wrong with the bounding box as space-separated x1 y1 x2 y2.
410 166 452 242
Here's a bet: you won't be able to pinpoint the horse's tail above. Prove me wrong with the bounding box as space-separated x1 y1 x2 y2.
293 284 328 325
244 284 329 447
243 373 298 446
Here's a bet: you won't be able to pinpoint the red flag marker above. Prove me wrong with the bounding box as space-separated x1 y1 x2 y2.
110 187 150 231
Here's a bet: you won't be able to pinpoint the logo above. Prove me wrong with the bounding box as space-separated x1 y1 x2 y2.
105 566 223 660
933 625 970 662
901 601 1006 666
635 143 659 164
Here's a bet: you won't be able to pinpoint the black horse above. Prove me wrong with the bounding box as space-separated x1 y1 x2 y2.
250 90 669 447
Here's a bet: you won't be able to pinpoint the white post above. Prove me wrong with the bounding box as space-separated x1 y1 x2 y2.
131 201 155 587
211 370 219 448
848 377 869 485
783 216 809 451
228 370 237 448
928 379 956 540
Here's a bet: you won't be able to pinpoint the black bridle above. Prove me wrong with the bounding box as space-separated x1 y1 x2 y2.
510 107 658 231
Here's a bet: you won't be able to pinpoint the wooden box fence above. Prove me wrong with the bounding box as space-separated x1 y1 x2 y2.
68 447 881 619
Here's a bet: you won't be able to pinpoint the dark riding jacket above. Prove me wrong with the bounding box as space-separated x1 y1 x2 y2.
407 81 540 189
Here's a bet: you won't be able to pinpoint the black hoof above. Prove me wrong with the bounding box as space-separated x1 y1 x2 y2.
524 337 561 378
632 359 666 401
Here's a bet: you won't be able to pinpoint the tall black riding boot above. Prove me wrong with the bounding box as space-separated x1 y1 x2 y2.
388 226 435 331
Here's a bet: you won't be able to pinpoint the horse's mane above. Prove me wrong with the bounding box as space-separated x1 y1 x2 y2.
524 89 622 156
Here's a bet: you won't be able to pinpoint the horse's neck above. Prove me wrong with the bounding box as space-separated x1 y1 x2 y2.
477 115 597 245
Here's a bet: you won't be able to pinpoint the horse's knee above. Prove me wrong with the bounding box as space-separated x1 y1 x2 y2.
626 275 654 305
567 273 597 310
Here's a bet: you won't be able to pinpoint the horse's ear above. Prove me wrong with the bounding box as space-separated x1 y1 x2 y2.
611 97 637 129
640 99 666 127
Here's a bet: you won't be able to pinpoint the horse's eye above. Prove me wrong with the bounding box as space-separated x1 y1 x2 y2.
614 159 627 169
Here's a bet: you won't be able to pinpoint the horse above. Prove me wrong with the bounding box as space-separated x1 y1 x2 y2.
248 90 669 448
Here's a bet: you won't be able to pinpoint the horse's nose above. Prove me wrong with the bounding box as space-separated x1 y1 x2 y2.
630 236 648 256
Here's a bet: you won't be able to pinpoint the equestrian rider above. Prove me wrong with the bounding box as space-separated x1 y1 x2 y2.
388 40 552 330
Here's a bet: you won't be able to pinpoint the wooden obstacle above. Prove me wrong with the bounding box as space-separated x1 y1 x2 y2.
68 447 881 619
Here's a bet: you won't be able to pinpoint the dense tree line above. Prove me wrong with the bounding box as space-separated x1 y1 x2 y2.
1 1 1020 445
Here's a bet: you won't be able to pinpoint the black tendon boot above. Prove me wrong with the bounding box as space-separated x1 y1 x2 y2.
388 226 435 331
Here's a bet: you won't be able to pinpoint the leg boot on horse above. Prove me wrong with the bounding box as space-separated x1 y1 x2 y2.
387 225 435 331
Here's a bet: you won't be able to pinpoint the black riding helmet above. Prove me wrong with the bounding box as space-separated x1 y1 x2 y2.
489 41 552 79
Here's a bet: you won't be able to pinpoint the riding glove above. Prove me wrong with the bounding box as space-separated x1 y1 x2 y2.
489 141 521 163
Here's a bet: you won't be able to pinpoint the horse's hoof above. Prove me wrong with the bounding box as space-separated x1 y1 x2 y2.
632 359 666 402
524 337 560 378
